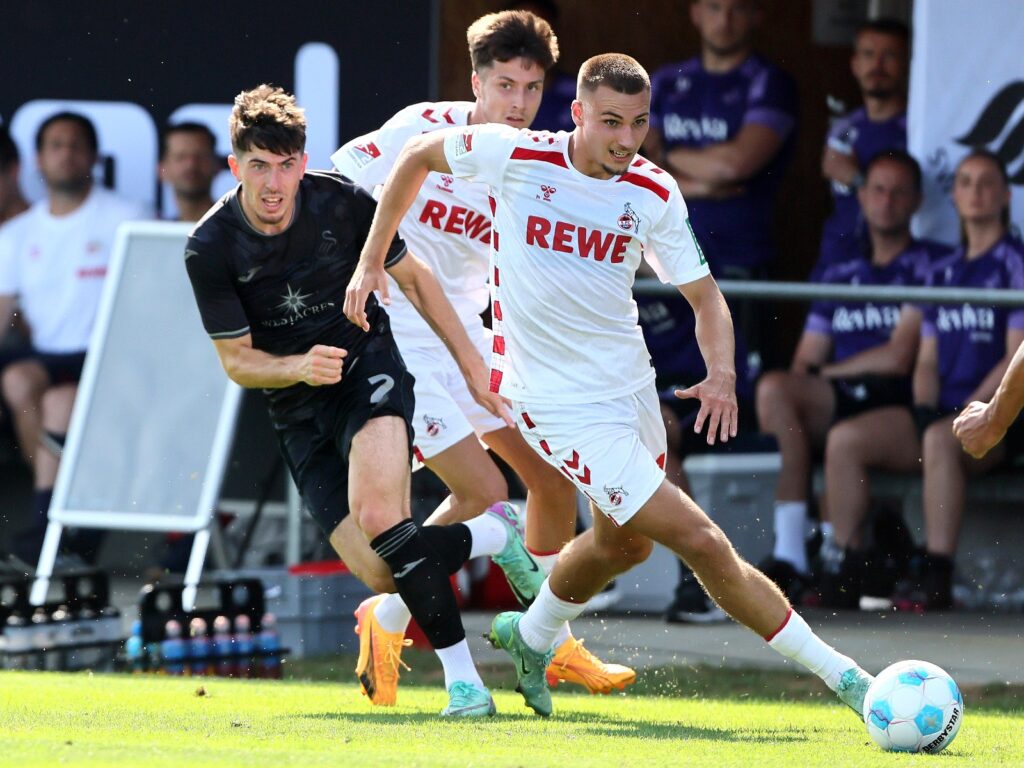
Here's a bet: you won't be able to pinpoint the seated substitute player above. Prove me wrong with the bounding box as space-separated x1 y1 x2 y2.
823 149 1024 612
184 85 545 717
332 9 633 697
348 53 876 719
755 151 947 600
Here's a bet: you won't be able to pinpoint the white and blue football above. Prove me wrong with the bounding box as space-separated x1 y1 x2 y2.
863 660 964 753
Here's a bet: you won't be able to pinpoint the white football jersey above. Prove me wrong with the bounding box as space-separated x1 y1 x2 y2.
444 123 709 404
331 101 491 344
0 187 149 353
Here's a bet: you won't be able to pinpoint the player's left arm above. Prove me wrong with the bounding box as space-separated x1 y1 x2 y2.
345 132 453 330
665 122 785 185
675 274 738 445
387 253 512 426
954 334 1024 458
962 326 1024 408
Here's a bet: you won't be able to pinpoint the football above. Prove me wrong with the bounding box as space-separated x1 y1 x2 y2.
862 660 964 753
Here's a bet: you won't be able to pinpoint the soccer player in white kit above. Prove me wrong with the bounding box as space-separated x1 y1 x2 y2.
348 53 876 721
332 11 635 704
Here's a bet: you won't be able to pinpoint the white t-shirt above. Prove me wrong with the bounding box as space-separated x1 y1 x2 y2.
0 187 149 353
444 123 709 404
331 101 491 344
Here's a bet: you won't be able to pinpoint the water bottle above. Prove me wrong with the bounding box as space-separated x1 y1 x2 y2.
233 614 254 679
161 620 187 676
188 617 211 676
125 619 145 673
255 612 282 679
211 615 234 677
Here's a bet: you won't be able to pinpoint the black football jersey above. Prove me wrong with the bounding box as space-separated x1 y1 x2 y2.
185 170 407 420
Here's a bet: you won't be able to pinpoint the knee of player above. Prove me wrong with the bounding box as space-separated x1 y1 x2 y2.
351 502 404 540
674 521 728 568
598 532 653 569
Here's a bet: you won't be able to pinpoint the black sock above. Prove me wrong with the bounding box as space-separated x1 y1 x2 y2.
371 519 465 649
419 523 472 574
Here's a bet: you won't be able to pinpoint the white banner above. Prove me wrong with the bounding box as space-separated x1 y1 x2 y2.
909 0 1024 245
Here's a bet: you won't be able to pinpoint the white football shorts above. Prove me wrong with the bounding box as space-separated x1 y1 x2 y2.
398 321 507 464
513 384 668 526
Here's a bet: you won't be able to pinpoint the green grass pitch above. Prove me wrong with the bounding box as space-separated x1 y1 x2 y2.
1 661 1021 767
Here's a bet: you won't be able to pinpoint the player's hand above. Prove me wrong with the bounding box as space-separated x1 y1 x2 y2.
952 400 1004 459
344 262 390 332
822 147 860 187
465 361 514 428
675 372 738 446
297 344 346 386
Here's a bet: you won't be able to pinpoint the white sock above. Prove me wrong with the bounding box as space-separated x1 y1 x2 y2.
464 510 509 559
527 549 572 648
766 609 858 691
373 593 412 634
435 638 484 690
773 501 809 574
529 550 560 575
517 580 586 653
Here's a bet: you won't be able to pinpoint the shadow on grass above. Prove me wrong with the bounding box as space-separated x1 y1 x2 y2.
291 708 807 743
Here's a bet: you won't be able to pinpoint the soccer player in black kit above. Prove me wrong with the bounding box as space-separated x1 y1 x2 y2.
185 85 542 717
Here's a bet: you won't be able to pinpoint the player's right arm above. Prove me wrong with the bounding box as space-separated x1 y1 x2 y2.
954 338 1024 458
185 234 345 389
345 131 453 330
212 334 345 389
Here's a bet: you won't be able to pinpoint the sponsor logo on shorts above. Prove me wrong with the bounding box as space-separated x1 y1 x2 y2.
604 484 629 507
423 415 446 437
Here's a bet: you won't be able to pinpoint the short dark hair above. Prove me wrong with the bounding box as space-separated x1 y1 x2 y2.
855 17 910 46
577 54 650 96
0 125 19 170
467 10 559 73
161 121 217 161
35 111 98 154
229 85 306 156
864 149 922 193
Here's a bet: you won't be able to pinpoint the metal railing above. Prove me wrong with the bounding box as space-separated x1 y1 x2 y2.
633 278 1024 306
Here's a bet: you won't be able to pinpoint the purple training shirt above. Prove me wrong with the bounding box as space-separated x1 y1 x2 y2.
816 107 906 275
650 53 797 274
805 239 948 363
921 235 1024 411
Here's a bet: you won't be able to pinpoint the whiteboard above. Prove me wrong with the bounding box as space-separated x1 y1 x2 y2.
49 221 242 532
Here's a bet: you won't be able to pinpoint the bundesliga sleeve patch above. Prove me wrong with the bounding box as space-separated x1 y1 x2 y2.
347 142 381 168
453 130 474 157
